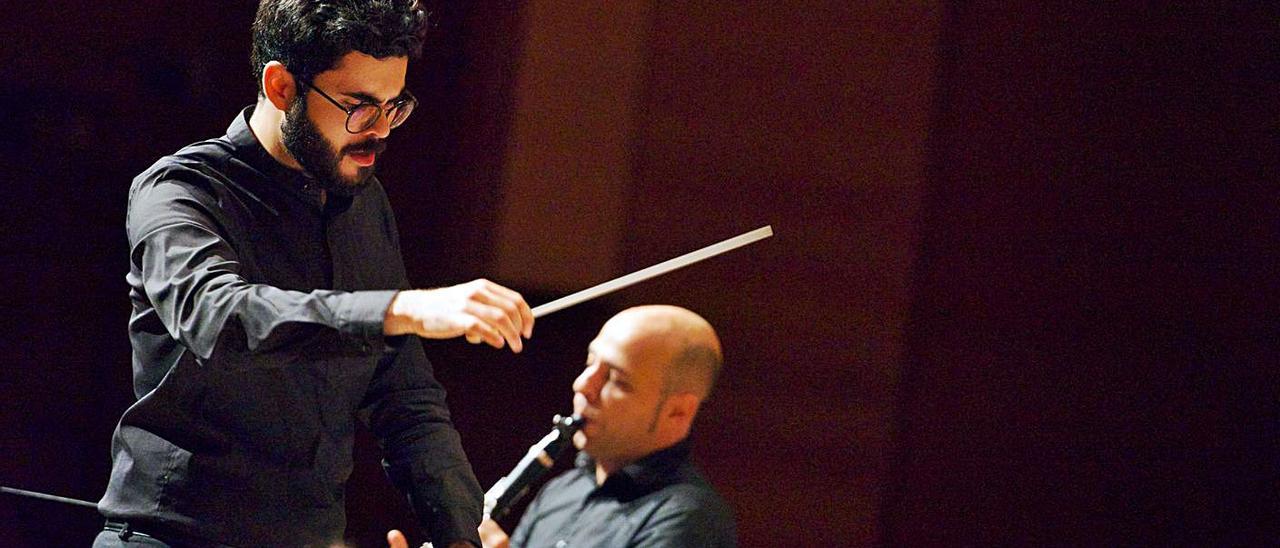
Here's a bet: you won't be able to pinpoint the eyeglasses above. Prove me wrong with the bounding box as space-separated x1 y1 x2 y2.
297 79 417 134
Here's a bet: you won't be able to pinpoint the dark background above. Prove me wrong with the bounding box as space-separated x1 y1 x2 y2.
1 2 1275 546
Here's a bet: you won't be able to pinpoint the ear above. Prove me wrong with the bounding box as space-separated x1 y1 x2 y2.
261 61 298 111
663 392 701 427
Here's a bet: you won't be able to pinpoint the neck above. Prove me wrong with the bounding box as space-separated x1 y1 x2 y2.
248 98 303 171
591 440 671 486
594 461 621 486
595 447 650 484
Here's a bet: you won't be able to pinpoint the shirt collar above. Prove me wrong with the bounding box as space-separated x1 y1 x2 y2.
577 438 694 499
226 106 349 210
226 106 323 194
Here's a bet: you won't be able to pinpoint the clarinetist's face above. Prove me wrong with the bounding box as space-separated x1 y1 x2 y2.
571 316 672 466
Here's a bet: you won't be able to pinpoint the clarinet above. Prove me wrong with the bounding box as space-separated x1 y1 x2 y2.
484 414 584 521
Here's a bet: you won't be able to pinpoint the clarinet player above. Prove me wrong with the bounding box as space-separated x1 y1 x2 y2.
391 305 736 548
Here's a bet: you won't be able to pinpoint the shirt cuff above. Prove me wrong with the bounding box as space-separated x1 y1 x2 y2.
332 289 399 349
403 463 483 547
421 506 483 548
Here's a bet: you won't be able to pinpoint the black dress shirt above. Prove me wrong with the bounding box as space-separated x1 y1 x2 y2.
97 107 483 547
509 440 736 547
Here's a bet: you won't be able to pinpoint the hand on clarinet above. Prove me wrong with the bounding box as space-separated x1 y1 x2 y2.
385 529 475 548
384 279 534 353
386 530 409 548
479 519 511 548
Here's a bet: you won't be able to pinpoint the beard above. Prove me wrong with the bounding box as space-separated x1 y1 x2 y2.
280 97 386 197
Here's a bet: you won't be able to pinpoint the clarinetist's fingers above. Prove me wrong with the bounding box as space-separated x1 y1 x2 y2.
480 519 512 548
386 529 409 548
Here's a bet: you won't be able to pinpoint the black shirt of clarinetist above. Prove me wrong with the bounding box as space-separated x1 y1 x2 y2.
98 107 483 547
509 439 737 547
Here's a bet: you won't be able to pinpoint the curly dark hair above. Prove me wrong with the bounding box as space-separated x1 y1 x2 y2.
250 0 429 95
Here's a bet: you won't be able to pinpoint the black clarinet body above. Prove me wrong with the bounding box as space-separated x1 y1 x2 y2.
484 414 584 521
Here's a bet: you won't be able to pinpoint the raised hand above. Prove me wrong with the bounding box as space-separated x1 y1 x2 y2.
384 279 534 353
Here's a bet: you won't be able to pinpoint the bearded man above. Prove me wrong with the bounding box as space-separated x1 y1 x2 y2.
95 2 533 546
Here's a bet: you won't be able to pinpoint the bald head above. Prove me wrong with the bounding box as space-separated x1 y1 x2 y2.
574 305 725 473
606 305 723 400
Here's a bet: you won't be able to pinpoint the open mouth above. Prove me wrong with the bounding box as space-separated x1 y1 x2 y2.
345 140 386 167
348 151 376 167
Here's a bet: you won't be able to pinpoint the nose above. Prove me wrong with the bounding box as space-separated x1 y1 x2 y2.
572 362 606 404
364 107 394 139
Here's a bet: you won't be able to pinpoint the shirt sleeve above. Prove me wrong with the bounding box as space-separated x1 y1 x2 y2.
360 338 483 547
127 168 393 361
354 184 484 547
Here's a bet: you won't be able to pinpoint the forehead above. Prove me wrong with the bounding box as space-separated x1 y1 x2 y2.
314 51 408 99
589 317 671 380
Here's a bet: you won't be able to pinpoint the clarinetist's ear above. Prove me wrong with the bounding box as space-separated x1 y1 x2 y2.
664 392 702 426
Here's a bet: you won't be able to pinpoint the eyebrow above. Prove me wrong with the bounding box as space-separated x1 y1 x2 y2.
586 348 628 378
340 87 408 105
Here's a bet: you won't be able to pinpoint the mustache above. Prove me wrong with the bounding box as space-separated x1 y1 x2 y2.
343 139 387 155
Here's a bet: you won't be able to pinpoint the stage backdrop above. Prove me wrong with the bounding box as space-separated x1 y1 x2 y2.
1 2 1272 546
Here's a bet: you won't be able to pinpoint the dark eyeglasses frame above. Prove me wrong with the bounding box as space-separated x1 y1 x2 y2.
296 79 417 134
